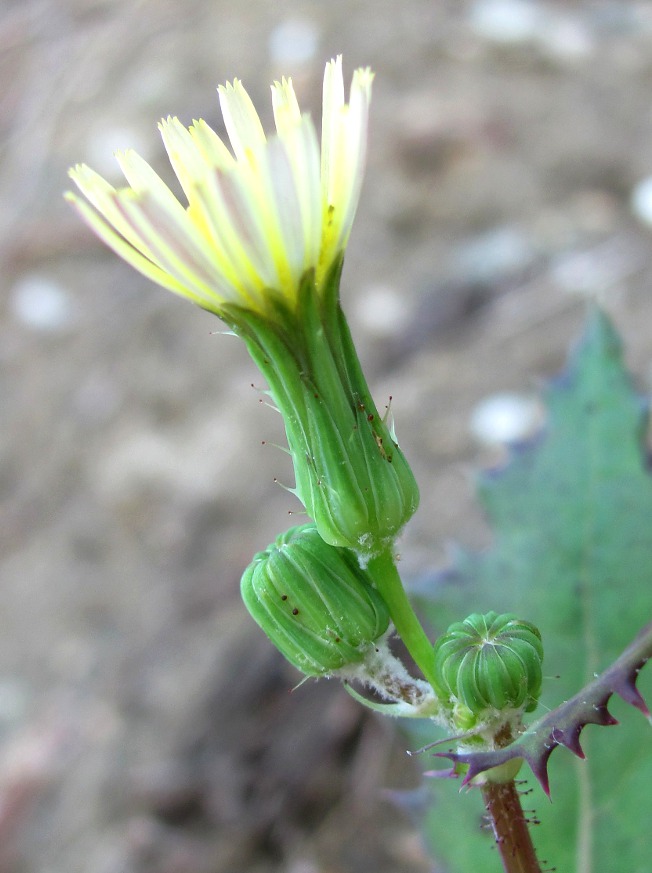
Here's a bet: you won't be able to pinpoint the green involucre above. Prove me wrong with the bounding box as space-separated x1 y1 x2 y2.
222 263 419 558
240 524 390 675
432 611 543 724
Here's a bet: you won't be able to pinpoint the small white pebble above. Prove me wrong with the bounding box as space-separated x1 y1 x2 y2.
10 274 74 332
352 284 411 338
470 392 542 445
550 237 643 298
452 226 534 284
631 176 652 227
469 0 544 44
539 16 594 62
268 18 319 67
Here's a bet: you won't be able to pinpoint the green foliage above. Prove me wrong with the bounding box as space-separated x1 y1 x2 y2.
417 307 652 872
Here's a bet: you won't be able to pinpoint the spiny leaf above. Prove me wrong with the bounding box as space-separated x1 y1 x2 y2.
415 306 652 873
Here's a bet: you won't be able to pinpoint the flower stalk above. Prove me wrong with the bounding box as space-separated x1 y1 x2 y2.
365 548 439 689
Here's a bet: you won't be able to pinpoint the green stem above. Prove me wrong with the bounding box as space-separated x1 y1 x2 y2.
367 548 438 689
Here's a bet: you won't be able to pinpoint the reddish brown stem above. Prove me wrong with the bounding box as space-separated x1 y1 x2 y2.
481 780 543 873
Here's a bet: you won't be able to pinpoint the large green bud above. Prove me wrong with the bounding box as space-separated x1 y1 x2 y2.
241 524 391 676
224 264 420 559
432 612 544 728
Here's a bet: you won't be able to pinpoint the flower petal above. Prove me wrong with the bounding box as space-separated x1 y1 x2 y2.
68 164 158 264
158 116 209 205
111 188 229 306
271 77 302 136
218 79 266 162
321 55 345 208
64 191 211 307
319 59 373 280
189 118 236 170
67 58 373 319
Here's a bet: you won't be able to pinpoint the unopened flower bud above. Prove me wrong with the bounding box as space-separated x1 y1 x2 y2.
432 612 543 726
240 524 390 676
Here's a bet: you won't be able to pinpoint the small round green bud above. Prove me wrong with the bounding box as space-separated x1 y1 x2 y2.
241 524 390 676
432 612 543 723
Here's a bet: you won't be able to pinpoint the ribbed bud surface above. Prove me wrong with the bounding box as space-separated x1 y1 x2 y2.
241 524 390 675
432 612 543 723
229 266 419 559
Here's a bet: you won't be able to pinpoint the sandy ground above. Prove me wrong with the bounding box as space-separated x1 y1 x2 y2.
2 0 652 871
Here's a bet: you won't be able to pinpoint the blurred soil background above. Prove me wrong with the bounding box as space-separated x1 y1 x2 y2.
3 0 652 871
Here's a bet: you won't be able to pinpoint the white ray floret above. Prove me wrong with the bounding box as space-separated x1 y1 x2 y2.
66 57 373 318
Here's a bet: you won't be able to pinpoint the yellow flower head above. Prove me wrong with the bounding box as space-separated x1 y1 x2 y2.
66 57 373 318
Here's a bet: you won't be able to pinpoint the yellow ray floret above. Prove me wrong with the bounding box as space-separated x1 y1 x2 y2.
66 57 373 319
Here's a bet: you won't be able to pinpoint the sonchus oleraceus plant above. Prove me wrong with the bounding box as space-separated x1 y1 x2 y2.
67 56 652 873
